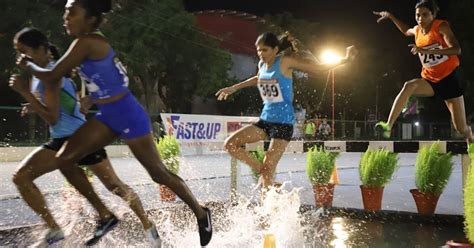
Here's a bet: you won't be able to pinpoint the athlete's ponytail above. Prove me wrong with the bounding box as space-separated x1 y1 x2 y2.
49 44 71 78
49 44 61 61
278 32 298 52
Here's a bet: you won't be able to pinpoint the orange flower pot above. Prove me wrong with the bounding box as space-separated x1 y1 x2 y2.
410 189 440 215
360 185 384 211
313 183 335 208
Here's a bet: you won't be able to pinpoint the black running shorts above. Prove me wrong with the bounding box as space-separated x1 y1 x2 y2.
253 119 294 141
426 69 463 100
42 137 107 166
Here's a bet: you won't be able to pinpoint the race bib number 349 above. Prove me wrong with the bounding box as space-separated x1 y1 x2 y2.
418 43 448 68
258 79 283 103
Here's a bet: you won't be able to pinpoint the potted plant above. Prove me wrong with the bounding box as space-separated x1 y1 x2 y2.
359 148 398 211
447 146 474 247
250 147 265 183
411 142 452 215
306 146 339 208
466 145 474 242
156 135 180 202
250 147 282 191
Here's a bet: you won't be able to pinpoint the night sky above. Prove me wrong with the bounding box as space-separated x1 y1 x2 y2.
184 0 453 79
183 0 450 38
183 0 451 39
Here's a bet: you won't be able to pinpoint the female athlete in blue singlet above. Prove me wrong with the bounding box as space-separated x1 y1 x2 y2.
216 32 357 190
9 27 159 246
16 0 212 246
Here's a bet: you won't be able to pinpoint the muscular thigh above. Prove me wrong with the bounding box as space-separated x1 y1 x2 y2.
16 147 59 179
57 119 117 161
410 78 435 97
226 124 268 145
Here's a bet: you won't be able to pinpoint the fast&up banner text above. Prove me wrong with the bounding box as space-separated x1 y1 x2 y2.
160 113 258 142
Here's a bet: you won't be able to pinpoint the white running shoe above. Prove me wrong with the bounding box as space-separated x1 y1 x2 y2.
44 228 65 244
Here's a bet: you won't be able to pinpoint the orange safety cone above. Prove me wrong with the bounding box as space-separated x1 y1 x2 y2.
263 233 276 248
329 163 339 185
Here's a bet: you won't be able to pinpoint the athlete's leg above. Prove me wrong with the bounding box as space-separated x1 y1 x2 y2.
89 159 152 229
445 96 474 143
260 139 289 188
125 133 205 217
13 148 62 230
224 125 268 172
55 119 118 220
386 78 434 128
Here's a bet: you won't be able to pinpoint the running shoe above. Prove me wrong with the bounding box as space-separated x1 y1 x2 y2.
45 228 65 245
145 222 162 248
375 121 391 138
197 207 212 247
85 215 119 246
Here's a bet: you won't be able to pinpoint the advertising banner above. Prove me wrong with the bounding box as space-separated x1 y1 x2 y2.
160 113 259 154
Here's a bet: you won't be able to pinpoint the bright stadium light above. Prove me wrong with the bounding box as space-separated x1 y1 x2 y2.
321 50 342 64
320 48 343 140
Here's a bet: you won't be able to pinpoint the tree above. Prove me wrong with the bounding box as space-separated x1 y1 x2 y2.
0 0 68 107
1 0 234 143
105 0 233 114
0 0 68 143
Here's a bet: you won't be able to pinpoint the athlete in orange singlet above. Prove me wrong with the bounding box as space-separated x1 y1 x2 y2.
373 0 474 148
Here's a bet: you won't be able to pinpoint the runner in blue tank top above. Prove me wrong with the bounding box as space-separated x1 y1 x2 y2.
16 1 212 246
258 55 295 125
216 32 357 192
9 27 159 246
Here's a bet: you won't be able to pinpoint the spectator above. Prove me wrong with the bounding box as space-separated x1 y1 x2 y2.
304 119 316 140
317 118 332 140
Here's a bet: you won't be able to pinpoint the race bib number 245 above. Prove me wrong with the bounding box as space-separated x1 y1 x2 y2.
418 43 448 68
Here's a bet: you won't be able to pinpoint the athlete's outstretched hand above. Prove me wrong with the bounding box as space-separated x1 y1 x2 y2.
215 86 237 101
373 11 392 23
345 45 359 61
9 74 29 94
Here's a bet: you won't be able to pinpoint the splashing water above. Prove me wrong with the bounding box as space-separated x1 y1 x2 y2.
2 168 328 248
39 184 317 247
158 184 309 248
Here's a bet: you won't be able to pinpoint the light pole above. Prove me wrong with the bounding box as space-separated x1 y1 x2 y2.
375 81 378 122
331 69 335 140
321 50 342 140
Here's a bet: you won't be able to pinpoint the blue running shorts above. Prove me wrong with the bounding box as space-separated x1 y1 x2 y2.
95 93 152 139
